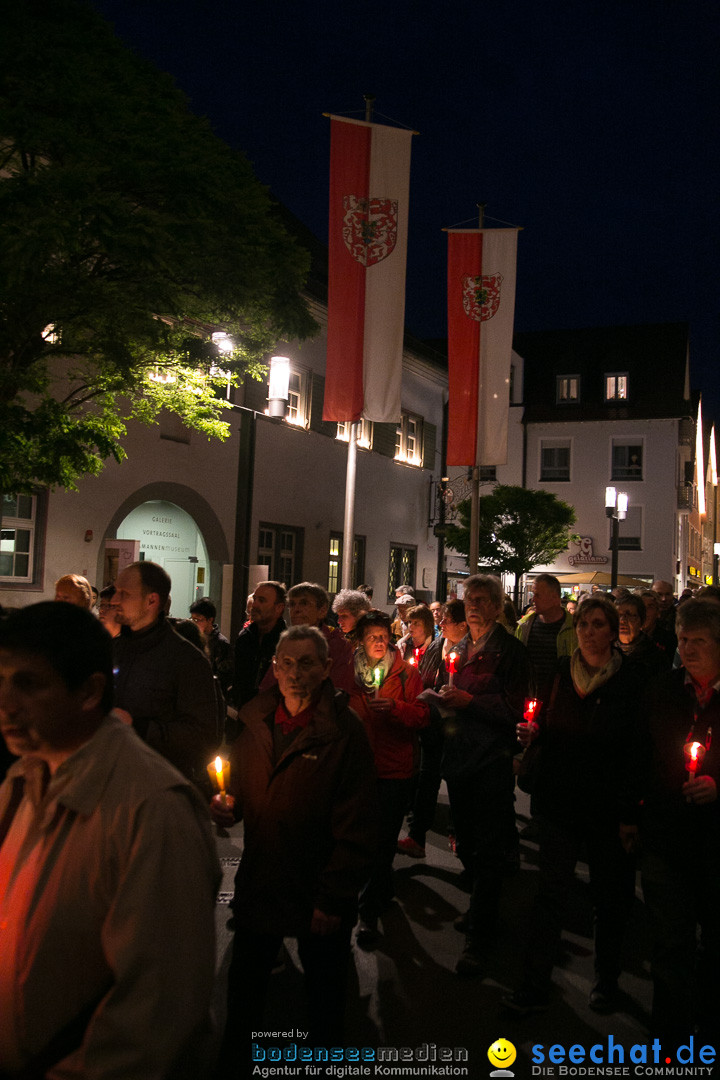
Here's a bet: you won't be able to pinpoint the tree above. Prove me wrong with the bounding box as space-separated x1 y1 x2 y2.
445 485 579 606
0 0 317 493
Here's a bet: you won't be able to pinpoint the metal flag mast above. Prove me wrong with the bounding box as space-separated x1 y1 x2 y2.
468 201 486 575
340 93 375 589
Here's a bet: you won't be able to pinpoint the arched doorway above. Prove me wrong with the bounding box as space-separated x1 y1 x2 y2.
114 500 211 618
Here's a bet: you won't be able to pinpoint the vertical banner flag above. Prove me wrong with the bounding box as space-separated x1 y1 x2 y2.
324 116 413 424
446 229 519 467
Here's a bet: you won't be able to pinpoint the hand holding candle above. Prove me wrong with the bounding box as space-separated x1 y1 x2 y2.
207 755 231 805
447 651 457 689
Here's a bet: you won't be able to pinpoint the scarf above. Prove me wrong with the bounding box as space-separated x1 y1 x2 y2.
355 646 394 690
570 646 622 698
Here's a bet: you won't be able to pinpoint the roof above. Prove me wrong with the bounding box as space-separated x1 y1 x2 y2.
514 322 691 423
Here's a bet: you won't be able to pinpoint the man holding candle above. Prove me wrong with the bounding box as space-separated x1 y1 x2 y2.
634 598 720 1051
212 625 377 1072
0 602 220 1079
438 574 532 976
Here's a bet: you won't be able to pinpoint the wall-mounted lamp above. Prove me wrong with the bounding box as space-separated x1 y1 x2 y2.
267 355 290 419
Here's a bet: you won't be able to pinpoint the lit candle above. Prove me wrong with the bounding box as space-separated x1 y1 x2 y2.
683 740 706 783
413 647 420 666
207 755 231 804
447 651 457 689
524 698 540 723
373 666 383 700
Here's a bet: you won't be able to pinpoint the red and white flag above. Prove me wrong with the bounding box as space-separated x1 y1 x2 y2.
446 228 519 466
324 116 413 424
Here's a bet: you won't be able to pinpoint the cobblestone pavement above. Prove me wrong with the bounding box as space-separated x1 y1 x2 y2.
213 786 654 1077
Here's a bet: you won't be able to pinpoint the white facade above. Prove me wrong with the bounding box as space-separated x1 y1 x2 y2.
0 297 447 637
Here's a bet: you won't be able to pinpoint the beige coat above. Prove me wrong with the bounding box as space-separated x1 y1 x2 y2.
0 716 220 1079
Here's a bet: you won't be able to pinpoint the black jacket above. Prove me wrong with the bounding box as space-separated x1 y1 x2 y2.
112 615 218 781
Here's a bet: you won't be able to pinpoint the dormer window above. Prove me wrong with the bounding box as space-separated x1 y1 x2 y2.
556 375 580 403
605 373 628 402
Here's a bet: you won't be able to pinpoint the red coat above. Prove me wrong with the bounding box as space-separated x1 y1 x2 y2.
350 647 430 779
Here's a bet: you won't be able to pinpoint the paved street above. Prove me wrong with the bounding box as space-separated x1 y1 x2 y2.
212 785 654 1076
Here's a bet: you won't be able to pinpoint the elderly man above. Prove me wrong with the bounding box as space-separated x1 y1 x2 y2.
112 561 219 782
515 574 577 698
213 625 377 1072
440 574 532 976
233 580 286 708
260 582 355 692
633 599 720 1051
0 602 220 1079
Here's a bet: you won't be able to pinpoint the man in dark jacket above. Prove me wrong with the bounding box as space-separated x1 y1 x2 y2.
213 625 377 1073
635 599 720 1053
189 597 234 698
112 561 218 783
439 574 532 976
232 580 286 707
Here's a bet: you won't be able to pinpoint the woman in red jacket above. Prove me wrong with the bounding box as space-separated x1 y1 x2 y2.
350 609 430 945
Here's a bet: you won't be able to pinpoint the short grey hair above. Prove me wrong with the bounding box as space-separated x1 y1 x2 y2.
276 624 329 664
464 574 503 609
331 589 372 618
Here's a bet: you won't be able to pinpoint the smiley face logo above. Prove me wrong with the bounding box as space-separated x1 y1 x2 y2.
488 1039 517 1071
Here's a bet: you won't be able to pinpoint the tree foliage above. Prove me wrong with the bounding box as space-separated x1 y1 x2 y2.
0 0 317 492
445 485 579 584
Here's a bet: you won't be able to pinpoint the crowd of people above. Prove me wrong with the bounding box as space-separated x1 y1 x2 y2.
0 567 717 1077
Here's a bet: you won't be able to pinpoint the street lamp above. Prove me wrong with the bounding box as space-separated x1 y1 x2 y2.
605 486 628 590
267 356 290 419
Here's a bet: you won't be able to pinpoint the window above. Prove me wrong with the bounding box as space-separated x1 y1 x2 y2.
0 494 37 583
395 412 423 466
605 373 628 402
612 441 643 481
336 419 373 450
388 544 416 602
257 523 303 583
540 442 571 482
556 375 580 403
612 505 643 551
327 532 366 593
285 368 309 428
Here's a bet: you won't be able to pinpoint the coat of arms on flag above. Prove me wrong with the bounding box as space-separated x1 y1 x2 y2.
343 196 398 266
462 273 503 321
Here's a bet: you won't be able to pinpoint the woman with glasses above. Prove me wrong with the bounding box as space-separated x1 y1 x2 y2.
349 609 430 945
616 594 670 678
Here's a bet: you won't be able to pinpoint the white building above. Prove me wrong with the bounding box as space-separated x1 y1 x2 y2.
0 294 448 638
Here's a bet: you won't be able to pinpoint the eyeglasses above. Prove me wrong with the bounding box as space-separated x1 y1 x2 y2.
364 633 389 644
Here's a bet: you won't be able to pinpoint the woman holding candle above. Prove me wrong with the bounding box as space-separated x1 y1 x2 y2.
504 595 644 1016
637 599 720 1049
396 604 435 676
397 600 468 858
350 609 430 944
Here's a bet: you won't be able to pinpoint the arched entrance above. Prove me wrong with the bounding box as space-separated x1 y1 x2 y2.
114 500 211 618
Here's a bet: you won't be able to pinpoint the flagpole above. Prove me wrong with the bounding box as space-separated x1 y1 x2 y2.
341 94 376 590
468 202 486 575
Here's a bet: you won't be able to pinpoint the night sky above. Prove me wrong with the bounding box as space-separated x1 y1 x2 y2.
90 0 720 417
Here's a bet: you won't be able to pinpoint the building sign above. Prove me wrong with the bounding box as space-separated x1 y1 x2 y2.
567 537 608 567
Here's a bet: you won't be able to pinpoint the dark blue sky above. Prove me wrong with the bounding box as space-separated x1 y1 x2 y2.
91 0 720 416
